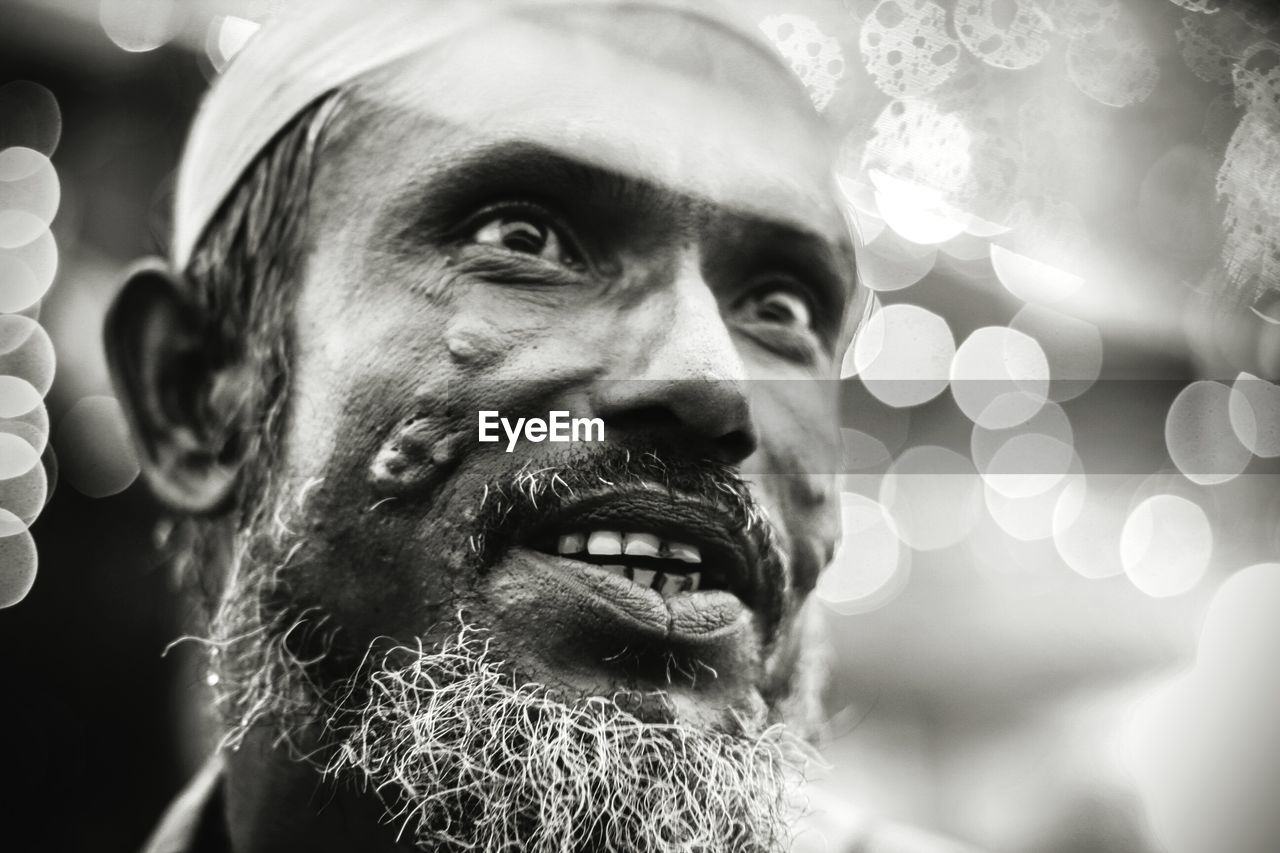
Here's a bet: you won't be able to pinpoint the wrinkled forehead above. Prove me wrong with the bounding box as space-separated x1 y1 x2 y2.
319 4 848 245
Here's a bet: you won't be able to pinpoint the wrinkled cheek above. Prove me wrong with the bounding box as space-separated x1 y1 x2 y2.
274 299 608 645
365 318 601 500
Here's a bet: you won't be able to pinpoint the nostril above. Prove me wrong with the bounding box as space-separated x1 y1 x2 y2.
600 407 756 463
592 378 757 462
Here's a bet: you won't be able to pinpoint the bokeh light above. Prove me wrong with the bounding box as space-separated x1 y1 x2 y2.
817 492 910 614
1251 288 1280 325
99 0 182 53
758 14 844 111
938 231 990 262
871 169 970 245
0 399 49 458
1052 474 1135 580
206 15 263 73
0 314 56 396
0 225 58 313
989 244 1084 304
1120 494 1212 598
861 99 971 196
0 431 39 480
858 0 960 99
56 396 140 498
1065 8 1158 108
0 374 43 420
950 326 1050 429
0 74 58 611
840 426 894 474
1165 380 1252 485
0 443 49 535
856 228 939 292
0 147 60 247
879 445 981 551
985 454 1085 542
0 81 62 157
0 527 37 608
971 402 1074 483
1228 372 1280 458
1219 111 1280 298
979 431 1075 500
954 0 1051 70
1010 304 1103 402
852 303 955 408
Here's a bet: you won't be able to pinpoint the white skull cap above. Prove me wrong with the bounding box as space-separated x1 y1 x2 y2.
171 0 782 270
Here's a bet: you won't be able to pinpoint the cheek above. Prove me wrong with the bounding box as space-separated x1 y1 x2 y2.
273 281 476 637
268 283 612 641
748 384 842 595
276 362 472 641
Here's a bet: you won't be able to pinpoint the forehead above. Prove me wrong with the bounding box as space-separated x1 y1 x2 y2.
314 6 848 242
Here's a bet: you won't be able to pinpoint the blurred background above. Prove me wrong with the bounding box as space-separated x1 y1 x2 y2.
1 1 1278 851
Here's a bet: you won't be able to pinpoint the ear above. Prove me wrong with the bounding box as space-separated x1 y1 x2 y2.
105 260 252 514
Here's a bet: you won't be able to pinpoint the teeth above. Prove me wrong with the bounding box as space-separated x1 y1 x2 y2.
589 564 704 593
659 574 686 596
622 532 660 558
557 533 586 555
667 542 702 563
561 531 707 593
587 530 623 556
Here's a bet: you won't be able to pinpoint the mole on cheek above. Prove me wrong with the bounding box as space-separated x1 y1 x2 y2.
446 320 505 366
368 401 470 498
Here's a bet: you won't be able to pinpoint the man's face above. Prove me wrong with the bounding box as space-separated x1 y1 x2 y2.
246 10 854 737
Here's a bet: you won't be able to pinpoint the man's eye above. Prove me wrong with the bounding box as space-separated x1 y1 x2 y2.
471 211 580 267
736 285 815 331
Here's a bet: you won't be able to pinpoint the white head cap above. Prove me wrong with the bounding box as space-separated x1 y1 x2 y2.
171 0 788 270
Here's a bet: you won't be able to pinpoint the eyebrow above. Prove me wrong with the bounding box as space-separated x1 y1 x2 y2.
380 140 656 247
379 138 857 301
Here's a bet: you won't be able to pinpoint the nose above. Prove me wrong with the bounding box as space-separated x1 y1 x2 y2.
591 255 758 464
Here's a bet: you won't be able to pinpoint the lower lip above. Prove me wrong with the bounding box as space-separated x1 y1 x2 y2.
489 548 752 646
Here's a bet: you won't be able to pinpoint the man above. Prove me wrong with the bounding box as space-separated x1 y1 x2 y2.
108 0 870 850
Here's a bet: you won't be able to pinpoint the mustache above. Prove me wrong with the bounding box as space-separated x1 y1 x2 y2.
470 438 782 559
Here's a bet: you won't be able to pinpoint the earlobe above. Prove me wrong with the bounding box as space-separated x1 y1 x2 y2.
104 260 246 514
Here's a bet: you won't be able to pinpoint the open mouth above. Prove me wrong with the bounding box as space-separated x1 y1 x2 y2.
510 486 779 632
534 530 725 595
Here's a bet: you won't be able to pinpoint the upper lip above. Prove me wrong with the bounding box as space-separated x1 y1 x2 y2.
508 484 785 635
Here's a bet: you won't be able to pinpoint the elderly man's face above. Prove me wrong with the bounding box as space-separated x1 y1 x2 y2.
252 10 854 736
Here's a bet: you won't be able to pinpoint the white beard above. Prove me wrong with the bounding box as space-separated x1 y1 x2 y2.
200 457 818 852
318 625 812 852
